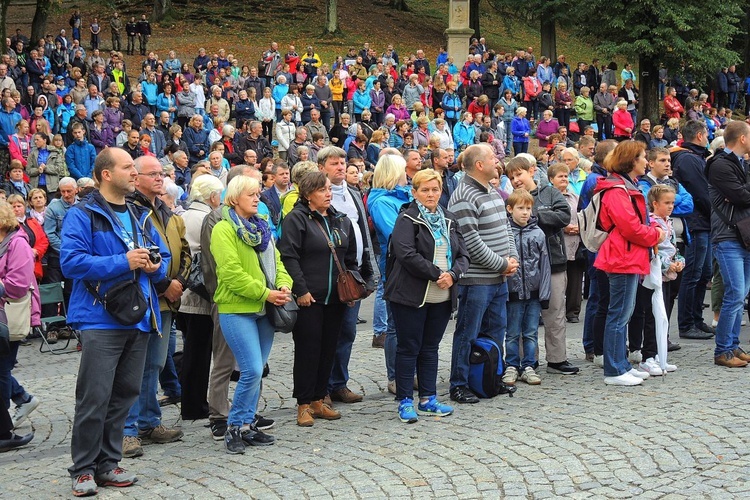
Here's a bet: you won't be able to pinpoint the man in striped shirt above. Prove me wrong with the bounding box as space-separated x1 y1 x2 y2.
448 144 519 403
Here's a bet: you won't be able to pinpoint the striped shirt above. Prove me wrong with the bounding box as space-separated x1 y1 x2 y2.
448 174 518 285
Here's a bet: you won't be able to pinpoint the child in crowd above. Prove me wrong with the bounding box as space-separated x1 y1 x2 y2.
505 156 579 375
649 125 668 149
503 188 551 385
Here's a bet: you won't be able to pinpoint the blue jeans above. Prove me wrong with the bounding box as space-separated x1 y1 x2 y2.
391 301 452 400
713 241 750 356
450 282 508 389
0 342 31 411
678 231 711 332
373 281 388 335
506 299 541 370
582 251 598 354
219 313 275 427
124 310 172 436
328 301 361 392
159 319 181 398
374 281 397 381
603 273 638 377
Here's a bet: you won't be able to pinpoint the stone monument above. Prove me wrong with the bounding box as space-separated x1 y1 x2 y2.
444 0 475 65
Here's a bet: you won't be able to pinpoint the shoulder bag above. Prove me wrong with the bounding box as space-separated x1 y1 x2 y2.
313 218 367 303
255 246 298 333
714 204 750 250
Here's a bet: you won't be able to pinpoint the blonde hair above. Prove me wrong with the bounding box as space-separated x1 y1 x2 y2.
291 161 319 184
189 174 224 203
0 202 19 231
412 168 443 191
224 175 260 207
372 154 406 190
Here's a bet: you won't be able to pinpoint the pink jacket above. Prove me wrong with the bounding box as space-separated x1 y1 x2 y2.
0 229 41 326
536 118 559 147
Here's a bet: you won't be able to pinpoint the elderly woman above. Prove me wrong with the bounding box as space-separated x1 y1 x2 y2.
89 110 114 153
612 99 634 141
575 86 595 132
595 141 665 386
0 202 39 447
178 175 223 421
184 114 209 167
26 133 66 196
212 175 292 453
367 154 411 394
279 171 358 427
385 169 468 423
386 94 410 122
510 107 531 155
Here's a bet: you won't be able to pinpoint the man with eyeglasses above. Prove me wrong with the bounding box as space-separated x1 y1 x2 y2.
120 155 191 459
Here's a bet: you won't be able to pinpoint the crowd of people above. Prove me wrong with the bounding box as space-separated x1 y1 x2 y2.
2 8 750 498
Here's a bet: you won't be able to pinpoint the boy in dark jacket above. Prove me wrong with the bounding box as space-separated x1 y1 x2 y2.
504 189 551 386
506 156 579 375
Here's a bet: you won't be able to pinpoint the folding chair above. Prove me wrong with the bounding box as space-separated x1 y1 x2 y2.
36 283 79 354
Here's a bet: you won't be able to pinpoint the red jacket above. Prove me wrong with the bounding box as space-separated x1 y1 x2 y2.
663 96 684 119
594 174 660 275
612 109 633 137
19 217 49 280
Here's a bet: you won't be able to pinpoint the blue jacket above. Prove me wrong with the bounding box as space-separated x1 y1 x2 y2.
367 185 412 275
65 139 96 179
453 121 475 150
272 84 289 109
579 162 608 210
184 126 210 165
353 90 372 115
510 116 531 143
502 75 520 96
56 103 75 134
300 93 320 123
141 81 158 105
0 108 22 147
156 93 176 122
442 92 462 120
60 190 169 332
234 98 256 123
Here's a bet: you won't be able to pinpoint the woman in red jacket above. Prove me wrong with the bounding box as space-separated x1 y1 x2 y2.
7 194 49 281
612 99 634 141
593 141 665 386
663 87 684 120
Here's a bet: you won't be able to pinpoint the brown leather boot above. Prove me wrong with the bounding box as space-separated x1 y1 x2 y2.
732 348 750 362
297 404 314 427
715 352 748 368
310 400 341 420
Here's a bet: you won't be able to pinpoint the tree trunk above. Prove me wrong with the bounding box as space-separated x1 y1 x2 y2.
389 0 409 11
540 17 556 61
31 0 53 46
324 0 338 34
154 0 172 21
638 55 659 124
470 0 481 39
0 0 11 48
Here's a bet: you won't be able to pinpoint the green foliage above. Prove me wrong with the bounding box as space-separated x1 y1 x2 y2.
485 0 574 24
579 0 743 76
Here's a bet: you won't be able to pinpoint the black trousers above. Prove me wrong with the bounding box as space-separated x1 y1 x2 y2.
179 313 213 420
596 113 613 140
566 258 586 320
628 284 658 360
292 302 346 405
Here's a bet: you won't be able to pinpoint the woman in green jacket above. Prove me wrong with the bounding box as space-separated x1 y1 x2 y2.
211 175 293 454
574 86 595 134
26 133 68 195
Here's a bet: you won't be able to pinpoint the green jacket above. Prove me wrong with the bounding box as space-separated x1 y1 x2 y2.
574 95 595 121
27 146 68 192
211 220 292 314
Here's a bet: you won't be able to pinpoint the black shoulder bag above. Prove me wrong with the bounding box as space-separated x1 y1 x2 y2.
714 204 750 250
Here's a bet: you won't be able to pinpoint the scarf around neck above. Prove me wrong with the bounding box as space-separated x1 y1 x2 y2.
222 205 271 252
416 200 452 268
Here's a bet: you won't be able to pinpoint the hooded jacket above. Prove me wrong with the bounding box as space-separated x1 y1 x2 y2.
531 183 570 272
706 149 750 245
60 190 169 332
384 201 469 310
367 185 412 275
593 173 660 275
671 142 711 232
507 216 551 306
65 139 96 179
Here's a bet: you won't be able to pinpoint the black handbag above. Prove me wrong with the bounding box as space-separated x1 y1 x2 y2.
185 251 211 301
714 204 750 250
256 248 298 333
85 276 149 326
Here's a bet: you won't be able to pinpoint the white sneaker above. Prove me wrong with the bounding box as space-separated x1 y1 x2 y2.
11 395 40 428
593 355 604 368
628 350 642 364
654 355 677 372
713 318 745 326
743 319 747 326
638 358 663 376
501 366 518 385
629 368 651 380
712 319 718 328
604 373 643 386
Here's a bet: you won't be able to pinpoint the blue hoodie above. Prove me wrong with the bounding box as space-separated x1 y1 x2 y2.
366 185 411 275
65 139 96 179
0 108 22 147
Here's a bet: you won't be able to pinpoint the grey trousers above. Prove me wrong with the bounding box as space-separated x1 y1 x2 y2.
208 303 235 422
68 329 148 477
541 271 569 363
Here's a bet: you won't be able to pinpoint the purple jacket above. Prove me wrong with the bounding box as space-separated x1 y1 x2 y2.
0 229 41 326
90 124 115 152
370 89 385 112
104 107 124 133
536 118 559 147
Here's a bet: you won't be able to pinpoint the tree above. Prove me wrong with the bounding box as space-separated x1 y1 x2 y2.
154 0 172 22
579 0 742 123
324 0 339 34
470 0 480 39
0 0 11 47
388 0 409 11
31 0 54 46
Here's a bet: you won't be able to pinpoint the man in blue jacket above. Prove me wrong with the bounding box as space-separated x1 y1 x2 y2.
0 97 22 178
63 147 169 497
65 123 97 180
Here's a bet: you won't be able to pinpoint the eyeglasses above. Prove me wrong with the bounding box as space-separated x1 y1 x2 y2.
139 172 166 179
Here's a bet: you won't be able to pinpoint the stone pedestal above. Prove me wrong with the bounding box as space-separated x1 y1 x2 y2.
444 0 474 65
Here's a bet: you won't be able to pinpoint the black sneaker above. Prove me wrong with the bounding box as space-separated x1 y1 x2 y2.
697 322 716 334
241 425 275 446
230 370 240 382
546 361 580 375
209 420 227 441
449 386 479 404
679 327 713 340
667 340 681 352
262 363 270 378
253 414 275 431
224 426 245 454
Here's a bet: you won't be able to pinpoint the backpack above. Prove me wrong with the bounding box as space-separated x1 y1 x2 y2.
468 336 516 398
577 184 628 252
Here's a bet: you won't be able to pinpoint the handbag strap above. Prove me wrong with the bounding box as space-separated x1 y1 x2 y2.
313 217 346 276
714 203 736 229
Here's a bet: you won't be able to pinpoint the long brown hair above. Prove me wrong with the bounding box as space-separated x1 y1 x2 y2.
604 140 645 175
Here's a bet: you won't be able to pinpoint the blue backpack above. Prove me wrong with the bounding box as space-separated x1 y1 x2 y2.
468 336 516 398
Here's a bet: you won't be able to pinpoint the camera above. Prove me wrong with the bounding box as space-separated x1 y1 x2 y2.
147 245 162 265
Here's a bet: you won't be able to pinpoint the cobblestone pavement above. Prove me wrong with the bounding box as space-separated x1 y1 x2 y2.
1 295 750 499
